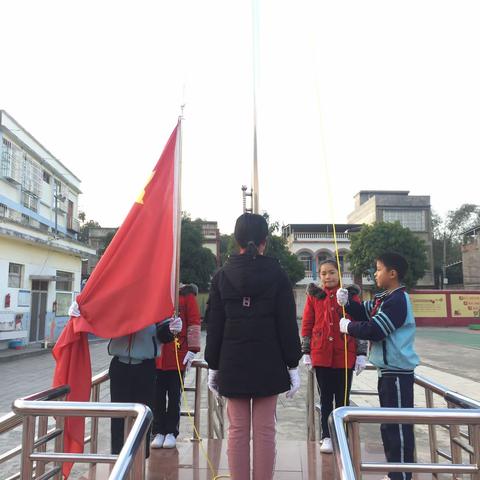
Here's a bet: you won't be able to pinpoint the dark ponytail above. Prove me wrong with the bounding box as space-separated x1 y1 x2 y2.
234 213 268 258
246 240 259 258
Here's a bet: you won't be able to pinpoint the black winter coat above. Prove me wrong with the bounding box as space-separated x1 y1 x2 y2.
204 254 302 398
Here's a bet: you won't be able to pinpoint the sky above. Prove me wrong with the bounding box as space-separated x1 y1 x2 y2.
1 0 479 234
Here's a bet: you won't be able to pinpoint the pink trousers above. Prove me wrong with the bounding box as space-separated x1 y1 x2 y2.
226 395 277 480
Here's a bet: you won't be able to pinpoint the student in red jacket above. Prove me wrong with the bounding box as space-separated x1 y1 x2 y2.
151 283 201 449
301 259 367 453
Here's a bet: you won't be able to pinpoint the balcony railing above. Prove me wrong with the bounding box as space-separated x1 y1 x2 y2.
292 232 351 241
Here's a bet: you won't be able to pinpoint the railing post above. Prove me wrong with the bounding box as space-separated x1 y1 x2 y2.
471 425 480 480
425 388 439 479
347 421 361 479
307 369 316 442
54 415 64 480
447 401 463 477
90 384 100 454
132 433 146 480
208 389 213 439
192 366 202 441
36 415 49 477
20 416 35 480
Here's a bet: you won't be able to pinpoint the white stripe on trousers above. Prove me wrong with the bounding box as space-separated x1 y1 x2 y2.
395 377 406 480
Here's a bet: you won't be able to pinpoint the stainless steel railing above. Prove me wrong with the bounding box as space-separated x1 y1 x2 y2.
1 358 224 480
13 399 152 480
329 407 480 480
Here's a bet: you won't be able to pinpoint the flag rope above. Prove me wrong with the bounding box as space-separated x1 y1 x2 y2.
174 336 231 479
308 31 350 407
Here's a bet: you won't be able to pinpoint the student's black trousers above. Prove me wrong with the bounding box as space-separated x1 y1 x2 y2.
378 372 415 480
315 367 353 439
109 356 156 456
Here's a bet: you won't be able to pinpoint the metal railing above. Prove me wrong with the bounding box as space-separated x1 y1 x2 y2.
1 359 224 480
329 407 480 480
0 385 70 480
307 364 480 478
13 398 152 480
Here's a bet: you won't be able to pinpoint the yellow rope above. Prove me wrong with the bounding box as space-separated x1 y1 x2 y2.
173 336 230 479
308 34 350 407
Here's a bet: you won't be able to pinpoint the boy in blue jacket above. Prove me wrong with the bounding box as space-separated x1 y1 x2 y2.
336 252 419 480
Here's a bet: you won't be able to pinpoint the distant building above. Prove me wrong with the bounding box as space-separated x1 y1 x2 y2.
83 226 118 275
0 110 95 348
462 225 480 289
347 190 435 287
199 221 220 266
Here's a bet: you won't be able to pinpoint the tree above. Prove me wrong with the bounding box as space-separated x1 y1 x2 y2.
348 222 428 289
98 229 118 256
180 215 217 292
432 204 480 287
78 217 100 243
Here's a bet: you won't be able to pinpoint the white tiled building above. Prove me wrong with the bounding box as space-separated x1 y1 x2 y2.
0 111 95 349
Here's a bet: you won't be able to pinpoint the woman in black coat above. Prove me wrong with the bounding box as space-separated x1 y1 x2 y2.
205 213 302 480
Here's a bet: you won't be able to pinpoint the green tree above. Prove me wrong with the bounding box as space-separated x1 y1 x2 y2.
78 218 100 243
180 215 217 292
98 229 118 256
432 204 480 286
348 222 428 289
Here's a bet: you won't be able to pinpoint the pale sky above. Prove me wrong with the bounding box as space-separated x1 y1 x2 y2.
1 1 479 234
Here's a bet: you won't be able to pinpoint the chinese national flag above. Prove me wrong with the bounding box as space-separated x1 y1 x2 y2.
52 122 181 477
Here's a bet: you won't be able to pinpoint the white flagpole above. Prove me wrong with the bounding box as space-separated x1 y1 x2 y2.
252 0 260 213
173 109 184 315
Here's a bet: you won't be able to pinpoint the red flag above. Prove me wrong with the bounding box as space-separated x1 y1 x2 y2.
52 122 181 477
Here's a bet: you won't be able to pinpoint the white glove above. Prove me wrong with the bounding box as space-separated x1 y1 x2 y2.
302 354 313 371
286 368 301 399
355 355 367 376
208 369 220 397
68 301 81 317
339 317 351 334
183 351 196 370
336 288 349 307
169 316 183 334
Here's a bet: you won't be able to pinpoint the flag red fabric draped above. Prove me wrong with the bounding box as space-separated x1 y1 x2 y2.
52 122 180 477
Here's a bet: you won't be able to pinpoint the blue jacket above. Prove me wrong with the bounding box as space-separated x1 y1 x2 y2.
345 287 419 374
108 321 173 364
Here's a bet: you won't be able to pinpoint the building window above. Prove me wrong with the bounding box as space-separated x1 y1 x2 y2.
21 214 30 225
22 191 38 212
8 263 23 288
383 209 426 232
0 203 6 217
43 170 51 183
298 253 312 272
56 271 74 316
56 271 73 291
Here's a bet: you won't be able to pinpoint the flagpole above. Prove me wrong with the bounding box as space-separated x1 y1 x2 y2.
252 0 260 213
174 109 184 315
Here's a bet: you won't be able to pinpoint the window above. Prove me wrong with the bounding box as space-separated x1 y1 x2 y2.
383 209 426 232
0 203 6 217
21 214 30 225
22 191 38 212
8 263 23 288
56 271 73 291
298 253 312 272
43 170 51 183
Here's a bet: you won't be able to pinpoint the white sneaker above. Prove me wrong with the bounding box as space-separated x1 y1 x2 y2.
150 434 165 449
320 437 333 453
162 433 177 449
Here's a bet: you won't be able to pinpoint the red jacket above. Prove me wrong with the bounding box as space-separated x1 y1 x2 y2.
155 284 201 371
301 284 363 369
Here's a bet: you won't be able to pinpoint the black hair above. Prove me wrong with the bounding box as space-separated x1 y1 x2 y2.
234 213 269 258
318 258 339 271
376 252 408 280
